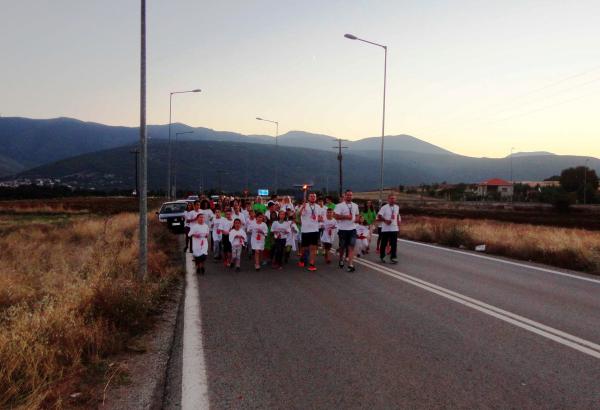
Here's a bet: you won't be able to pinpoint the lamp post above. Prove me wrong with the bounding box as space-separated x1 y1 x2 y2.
256 117 279 194
168 89 201 199
344 33 387 207
173 131 194 199
138 0 147 280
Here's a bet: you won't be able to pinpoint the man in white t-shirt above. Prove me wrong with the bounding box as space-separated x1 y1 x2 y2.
298 192 321 271
377 194 401 264
334 190 360 272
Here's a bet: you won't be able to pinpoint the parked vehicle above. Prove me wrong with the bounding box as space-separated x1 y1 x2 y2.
157 201 187 231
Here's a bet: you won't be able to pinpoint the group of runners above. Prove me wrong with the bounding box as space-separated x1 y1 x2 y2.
184 190 401 275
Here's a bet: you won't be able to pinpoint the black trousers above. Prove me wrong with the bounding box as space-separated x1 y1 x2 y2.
379 231 398 259
273 238 287 265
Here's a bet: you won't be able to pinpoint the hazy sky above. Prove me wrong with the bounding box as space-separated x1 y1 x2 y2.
1 1 599 158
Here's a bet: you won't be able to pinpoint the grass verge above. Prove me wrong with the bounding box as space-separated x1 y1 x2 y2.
0 212 181 408
400 216 600 275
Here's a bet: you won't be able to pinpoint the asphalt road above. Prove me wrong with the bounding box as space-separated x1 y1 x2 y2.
176 239 600 409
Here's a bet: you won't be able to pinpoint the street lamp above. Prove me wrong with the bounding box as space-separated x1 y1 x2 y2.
168 88 201 199
139 0 147 280
256 117 279 194
173 131 194 199
344 33 387 207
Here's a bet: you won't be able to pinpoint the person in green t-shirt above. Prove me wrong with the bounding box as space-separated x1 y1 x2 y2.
361 200 377 226
253 196 267 215
325 196 336 210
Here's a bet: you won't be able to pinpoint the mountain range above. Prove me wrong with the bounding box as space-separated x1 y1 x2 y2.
1 116 598 191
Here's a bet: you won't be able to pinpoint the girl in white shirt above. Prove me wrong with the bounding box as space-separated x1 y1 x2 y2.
183 202 195 253
188 213 210 275
245 209 256 260
220 210 234 267
355 215 371 257
320 208 338 264
285 208 299 264
271 210 291 269
228 218 247 272
211 209 223 260
250 213 268 271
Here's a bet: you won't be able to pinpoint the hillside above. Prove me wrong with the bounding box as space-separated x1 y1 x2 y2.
10 139 599 192
0 117 455 176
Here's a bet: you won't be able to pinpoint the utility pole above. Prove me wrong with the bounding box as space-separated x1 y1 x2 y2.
332 139 348 199
138 0 147 280
130 149 139 196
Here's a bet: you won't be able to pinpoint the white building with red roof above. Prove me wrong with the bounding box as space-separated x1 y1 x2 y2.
477 178 514 199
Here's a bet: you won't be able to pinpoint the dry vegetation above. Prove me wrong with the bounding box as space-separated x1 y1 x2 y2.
0 196 164 215
0 207 180 408
400 216 600 275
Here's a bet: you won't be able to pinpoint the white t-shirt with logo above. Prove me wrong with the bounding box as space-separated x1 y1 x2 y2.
228 228 247 248
334 201 360 231
377 204 401 232
188 223 210 256
250 222 268 250
212 217 223 241
184 210 197 228
199 209 214 226
320 218 338 244
271 220 291 240
219 218 234 237
300 202 321 233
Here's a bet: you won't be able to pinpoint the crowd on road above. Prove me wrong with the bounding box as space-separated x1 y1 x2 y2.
184 190 401 275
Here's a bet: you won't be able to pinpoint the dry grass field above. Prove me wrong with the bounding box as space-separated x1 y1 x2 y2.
400 216 600 275
0 200 180 408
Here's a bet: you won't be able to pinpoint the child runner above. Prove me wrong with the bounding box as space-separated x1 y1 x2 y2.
250 213 268 271
183 202 195 252
188 213 210 275
271 210 290 269
320 208 338 264
232 202 246 230
355 215 371 257
285 209 299 264
220 209 234 267
228 218 247 272
211 209 223 260
245 209 256 259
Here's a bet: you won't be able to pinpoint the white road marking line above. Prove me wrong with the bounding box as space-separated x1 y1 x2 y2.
182 253 210 410
373 233 600 284
355 257 600 359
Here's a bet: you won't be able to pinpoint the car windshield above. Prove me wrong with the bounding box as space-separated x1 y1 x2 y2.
160 203 186 214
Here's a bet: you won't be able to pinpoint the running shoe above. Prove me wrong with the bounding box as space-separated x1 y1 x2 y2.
346 265 355 273
390 258 398 264
338 260 344 269
308 264 317 272
297 261 305 268
379 258 386 263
